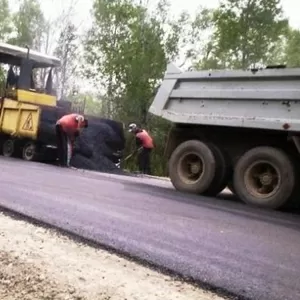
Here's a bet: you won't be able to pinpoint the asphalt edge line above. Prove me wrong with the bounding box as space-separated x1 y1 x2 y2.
0 205 247 300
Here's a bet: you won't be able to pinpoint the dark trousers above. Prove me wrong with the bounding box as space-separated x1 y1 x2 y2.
138 148 152 175
55 124 72 166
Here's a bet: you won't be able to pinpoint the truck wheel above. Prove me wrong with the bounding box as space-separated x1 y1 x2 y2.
204 144 231 196
169 140 216 194
2 139 15 157
233 146 295 209
22 142 39 161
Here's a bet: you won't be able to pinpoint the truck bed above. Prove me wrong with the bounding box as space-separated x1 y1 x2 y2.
149 64 300 132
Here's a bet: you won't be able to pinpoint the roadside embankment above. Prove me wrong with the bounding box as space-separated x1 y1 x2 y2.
0 212 224 300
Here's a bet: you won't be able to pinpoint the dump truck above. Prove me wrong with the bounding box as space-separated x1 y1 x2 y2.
0 42 61 161
149 63 300 210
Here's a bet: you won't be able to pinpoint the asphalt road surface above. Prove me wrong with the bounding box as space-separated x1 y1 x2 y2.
0 157 300 300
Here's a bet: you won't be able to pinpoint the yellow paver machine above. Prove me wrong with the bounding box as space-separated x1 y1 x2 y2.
0 42 61 161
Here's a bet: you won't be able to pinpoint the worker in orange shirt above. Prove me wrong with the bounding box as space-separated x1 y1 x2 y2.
55 113 88 167
128 123 154 175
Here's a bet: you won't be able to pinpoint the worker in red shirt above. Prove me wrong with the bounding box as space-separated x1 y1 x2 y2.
55 113 88 167
128 123 154 174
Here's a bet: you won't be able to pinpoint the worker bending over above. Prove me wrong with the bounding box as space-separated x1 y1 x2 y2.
56 113 88 167
128 123 154 175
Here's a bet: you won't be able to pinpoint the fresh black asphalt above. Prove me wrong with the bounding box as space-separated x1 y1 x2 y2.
0 157 299 300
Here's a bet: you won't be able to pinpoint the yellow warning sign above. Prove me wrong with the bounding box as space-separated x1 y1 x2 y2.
22 113 33 131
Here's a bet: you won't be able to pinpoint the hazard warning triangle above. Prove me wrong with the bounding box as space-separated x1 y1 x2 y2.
22 113 33 131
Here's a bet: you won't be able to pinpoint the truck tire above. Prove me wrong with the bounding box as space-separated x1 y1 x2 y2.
2 139 15 157
22 142 39 162
2 139 24 158
204 144 231 196
233 146 296 209
169 140 216 194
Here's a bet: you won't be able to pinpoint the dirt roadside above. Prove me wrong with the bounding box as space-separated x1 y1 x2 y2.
0 212 225 300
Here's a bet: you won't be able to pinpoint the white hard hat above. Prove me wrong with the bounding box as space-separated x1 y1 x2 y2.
75 115 84 122
128 123 137 132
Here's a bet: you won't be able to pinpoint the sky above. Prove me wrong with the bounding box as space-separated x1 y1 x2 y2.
36 0 300 30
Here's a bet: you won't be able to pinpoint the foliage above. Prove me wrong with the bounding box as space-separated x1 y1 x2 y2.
84 95 103 116
285 28 300 67
54 22 79 99
84 0 187 174
10 0 46 49
200 0 289 69
0 0 12 40
84 0 198 120
0 0 12 89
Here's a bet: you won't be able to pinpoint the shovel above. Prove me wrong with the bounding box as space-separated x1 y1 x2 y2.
121 147 143 163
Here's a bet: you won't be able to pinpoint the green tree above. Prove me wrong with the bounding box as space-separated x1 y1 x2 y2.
163 6 216 68
0 0 12 90
84 0 185 175
163 10 190 63
211 0 288 69
54 22 79 100
187 7 224 70
83 93 104 116
84 0 192 119
285 28 300 67
84 0 139 118
10 0 46 49
119 6 168 124
0 0 12 40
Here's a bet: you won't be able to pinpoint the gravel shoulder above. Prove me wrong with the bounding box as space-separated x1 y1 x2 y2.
0 212 224 300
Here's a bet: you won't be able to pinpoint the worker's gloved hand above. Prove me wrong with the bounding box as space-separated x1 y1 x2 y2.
137 147 143 153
